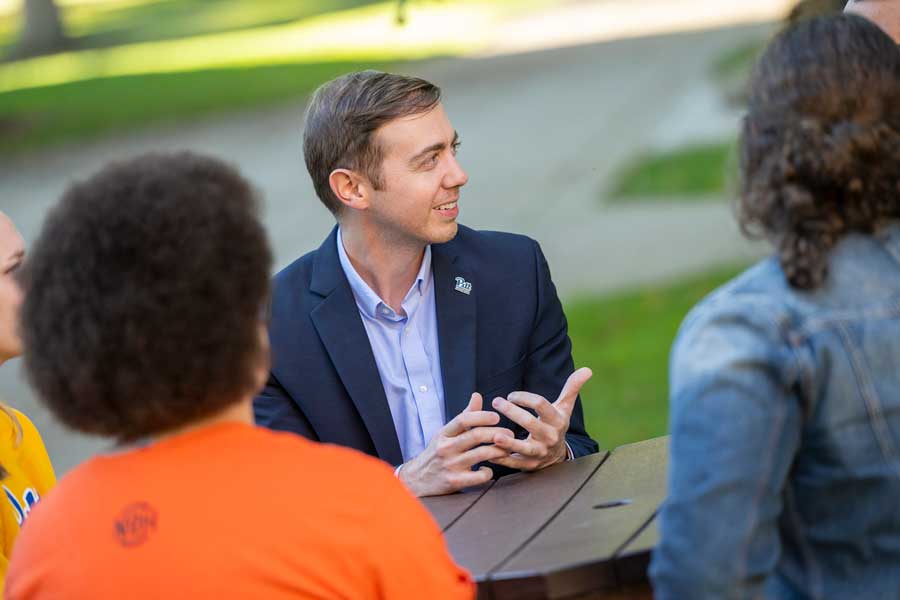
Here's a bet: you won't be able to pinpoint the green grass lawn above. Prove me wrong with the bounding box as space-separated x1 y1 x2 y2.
567 264 746 449
0 59 395 154
608 140 737 203
0 0 385 56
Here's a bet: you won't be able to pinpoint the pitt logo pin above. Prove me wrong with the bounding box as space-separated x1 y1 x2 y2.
454 277 472 295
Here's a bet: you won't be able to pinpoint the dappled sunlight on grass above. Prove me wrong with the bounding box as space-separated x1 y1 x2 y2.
0 59 392 154
0 0 552 93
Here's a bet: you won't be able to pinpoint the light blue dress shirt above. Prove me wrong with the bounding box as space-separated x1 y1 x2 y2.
337 229 446 462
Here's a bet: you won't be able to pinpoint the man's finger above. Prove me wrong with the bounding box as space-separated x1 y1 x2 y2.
492 397 554 438
553 367 593 417
466 392 483 412
442 408 500 437
506 391 563 427
492 433 546 458
489 454 541 472
450 465 495 490
455 443 511 469
452 426 514 453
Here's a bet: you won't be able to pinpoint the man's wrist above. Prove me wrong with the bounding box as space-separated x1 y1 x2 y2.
550 441 572 466
395 462 426 497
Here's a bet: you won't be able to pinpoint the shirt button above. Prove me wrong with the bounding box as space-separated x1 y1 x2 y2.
380 306 390 315
419 385 428 393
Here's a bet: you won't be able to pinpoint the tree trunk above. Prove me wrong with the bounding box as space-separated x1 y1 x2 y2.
14 0 68 59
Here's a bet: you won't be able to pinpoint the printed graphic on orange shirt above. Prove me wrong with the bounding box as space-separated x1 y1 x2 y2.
114 501 158 548
3 485 39 526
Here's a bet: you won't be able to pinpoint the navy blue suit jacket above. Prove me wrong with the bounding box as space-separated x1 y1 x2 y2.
254 225 598 467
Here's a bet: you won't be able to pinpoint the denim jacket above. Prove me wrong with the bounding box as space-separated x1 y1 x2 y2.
650 223 900 600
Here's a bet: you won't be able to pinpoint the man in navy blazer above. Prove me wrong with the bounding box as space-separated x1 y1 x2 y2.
255 71 598 496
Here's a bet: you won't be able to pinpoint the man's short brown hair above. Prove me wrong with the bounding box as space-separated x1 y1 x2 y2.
20 152 273 442
302 70 441 215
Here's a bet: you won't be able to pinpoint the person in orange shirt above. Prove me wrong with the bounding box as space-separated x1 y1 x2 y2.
0 212 55 590
5 153 474 600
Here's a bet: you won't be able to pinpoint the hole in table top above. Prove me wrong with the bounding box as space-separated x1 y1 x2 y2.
593 499 633 509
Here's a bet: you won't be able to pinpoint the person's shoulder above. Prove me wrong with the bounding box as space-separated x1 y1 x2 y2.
10 409 41 444
18 456 98 533
249 427 398 483
679 258 793 337
450 224 536 252
290 435 397 482
272 246 318 292
670 259 799 387
441 225 539 268
269 231 337 320
7 408 55 488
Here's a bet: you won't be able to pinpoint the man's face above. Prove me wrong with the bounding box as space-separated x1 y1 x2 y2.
365 103 468 246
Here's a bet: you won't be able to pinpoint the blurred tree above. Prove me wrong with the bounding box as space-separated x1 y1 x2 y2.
12 0 68 59
396 0 447 26
396 0 408 25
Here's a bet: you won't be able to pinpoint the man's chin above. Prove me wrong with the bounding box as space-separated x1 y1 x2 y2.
431 221 458 244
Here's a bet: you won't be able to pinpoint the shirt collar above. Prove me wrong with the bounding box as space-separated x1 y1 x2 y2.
336 227 432 320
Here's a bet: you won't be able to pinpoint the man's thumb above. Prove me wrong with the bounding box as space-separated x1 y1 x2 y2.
555 368 592 414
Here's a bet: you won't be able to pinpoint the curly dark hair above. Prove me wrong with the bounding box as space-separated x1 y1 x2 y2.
20 152 272 442
738 14 900 289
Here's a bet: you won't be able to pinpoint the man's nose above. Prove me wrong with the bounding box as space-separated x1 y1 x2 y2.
444 154 469 188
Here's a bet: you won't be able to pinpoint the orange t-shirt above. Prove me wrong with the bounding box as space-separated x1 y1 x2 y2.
5 422 474 599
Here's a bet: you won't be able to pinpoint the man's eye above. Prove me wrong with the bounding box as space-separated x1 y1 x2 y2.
451 142 461 155
427 153 440 165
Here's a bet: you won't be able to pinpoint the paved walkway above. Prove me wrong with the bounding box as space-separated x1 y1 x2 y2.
0 20 772 473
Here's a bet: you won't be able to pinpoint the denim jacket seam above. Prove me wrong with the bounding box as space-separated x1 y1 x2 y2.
836 323 900 476
727 305 805 593
735 387 790 593
785 331 817 423
795 300 900 337
782 484 825 599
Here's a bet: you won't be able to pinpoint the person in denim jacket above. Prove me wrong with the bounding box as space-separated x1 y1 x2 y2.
651 15 900 600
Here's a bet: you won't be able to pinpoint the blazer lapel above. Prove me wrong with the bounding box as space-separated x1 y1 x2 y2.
432 244 477 422
309 228 403 465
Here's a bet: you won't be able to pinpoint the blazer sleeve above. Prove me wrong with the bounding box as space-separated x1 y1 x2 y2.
524 240 599 458
253 372 319 441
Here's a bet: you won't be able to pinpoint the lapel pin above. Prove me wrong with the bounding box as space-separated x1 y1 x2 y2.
454 276 472 295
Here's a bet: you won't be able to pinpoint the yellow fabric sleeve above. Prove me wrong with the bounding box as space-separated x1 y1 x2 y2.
11 410 56 495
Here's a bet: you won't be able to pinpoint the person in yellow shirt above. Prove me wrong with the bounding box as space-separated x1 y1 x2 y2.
0 212 55 587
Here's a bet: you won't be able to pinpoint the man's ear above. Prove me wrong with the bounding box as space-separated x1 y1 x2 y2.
328 169 370 212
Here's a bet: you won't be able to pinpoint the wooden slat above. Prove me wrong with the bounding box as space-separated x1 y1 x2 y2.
420 482 494 531
614 509 661 586
441 452 609 581
489 436 669 600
